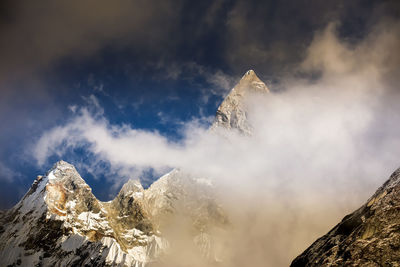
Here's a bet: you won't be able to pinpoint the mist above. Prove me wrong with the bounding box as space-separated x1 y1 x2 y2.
33 22 400 265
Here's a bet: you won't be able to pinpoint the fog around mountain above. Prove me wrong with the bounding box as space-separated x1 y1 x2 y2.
28 22 400 266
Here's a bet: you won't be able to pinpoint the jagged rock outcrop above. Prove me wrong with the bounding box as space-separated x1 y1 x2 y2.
211 70 269 135
291 168 400 266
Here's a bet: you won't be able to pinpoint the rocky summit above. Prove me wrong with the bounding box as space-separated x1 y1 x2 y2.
0 70 265 267
211 69 269 135
291 168 400 266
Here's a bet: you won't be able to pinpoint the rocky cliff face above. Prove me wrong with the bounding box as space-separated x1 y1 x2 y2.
291 168 400 266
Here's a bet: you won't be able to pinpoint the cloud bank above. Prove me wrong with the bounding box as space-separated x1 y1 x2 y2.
33 21 400 265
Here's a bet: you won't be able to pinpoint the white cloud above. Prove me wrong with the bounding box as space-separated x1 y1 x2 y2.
82 94 104 116
68 105 78 113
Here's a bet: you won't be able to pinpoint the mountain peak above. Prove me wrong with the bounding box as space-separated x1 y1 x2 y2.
237 69 269 93
49 160 76 177
242 69 256 78
211 70 269 134
52 160 74 170
46 160 86 186
118 179 144 198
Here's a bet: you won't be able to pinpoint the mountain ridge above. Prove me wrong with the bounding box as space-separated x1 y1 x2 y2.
0 160 225 266
0 160 167 266
0 70 268 266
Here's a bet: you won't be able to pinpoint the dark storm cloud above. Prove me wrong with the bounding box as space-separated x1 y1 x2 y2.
0 0 182 80
1 0 398 84
223 0 400 80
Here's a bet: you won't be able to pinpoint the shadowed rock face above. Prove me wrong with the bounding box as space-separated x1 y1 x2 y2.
291 168 400 267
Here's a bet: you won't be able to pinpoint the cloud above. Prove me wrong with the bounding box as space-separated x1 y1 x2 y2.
0 161 20 182
2 2 397 193
152 61 235 94
149 60 236 106
301 20 400 81
0 0 185 192
222 0 400 79
82 94 104 116
0 0 182 80
31 20 400 265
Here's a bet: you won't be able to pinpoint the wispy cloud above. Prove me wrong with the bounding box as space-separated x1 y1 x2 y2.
0 161 21 183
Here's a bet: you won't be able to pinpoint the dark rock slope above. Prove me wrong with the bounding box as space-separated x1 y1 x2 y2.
291 168 400 266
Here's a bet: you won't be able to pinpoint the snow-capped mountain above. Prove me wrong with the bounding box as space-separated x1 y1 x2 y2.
0 161 228 266
0 161 166 266
0 70 265 266
291 168 400 266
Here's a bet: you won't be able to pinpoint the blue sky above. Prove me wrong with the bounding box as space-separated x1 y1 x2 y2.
0 0 399 208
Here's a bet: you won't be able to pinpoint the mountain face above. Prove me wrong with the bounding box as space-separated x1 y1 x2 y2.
211 70 269 135
0 70 263 267
0 161 165 266
0 161 226 267
291 168 400 266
